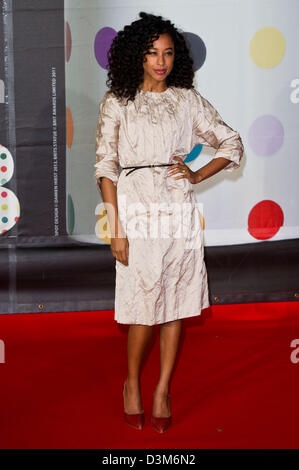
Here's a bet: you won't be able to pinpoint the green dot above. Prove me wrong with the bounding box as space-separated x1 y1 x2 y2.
2 217 8 223
1 179 7 184
0 153 6 159
67 194 75 235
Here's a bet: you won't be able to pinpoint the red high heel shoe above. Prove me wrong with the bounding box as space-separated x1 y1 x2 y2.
151 394 172 433
123 381 145 430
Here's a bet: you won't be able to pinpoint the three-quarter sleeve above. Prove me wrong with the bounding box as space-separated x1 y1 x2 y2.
94 91 120 186
190 88 244 171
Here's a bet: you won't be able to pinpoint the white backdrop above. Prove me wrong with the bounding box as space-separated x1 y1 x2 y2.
64 0 299 247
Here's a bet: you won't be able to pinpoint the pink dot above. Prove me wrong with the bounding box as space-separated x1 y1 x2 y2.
248 115 284 156
248 200 284 240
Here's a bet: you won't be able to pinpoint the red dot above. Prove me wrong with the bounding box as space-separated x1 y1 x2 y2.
248 200 284 240
1 166 7 172
1 191 7 198
65 21 72 62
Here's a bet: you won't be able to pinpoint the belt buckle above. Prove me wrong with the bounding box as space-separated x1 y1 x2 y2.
152 162 159 174
152 162 163 175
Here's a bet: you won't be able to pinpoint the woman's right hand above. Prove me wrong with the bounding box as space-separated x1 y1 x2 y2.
97 177 129 266
111 236 129 266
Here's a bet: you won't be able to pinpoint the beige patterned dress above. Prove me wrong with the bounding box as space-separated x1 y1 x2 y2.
94 86 244 325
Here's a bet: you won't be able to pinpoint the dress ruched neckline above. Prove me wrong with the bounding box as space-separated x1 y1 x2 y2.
138 87 171 95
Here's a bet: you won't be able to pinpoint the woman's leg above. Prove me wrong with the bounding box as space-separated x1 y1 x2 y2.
124 324 154 413
152 319 182 417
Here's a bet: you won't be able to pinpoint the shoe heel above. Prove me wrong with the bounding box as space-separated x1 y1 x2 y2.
123 382 145 430
151 394 172 433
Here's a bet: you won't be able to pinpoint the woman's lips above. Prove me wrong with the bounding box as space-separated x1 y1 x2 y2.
155 69 166 75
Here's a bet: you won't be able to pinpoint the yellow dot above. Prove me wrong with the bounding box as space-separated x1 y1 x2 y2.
198 210 205 230
249 27 285 68
96 204 111 243
1 204 8 210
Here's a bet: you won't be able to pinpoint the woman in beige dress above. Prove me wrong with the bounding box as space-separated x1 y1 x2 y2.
95 11 244 433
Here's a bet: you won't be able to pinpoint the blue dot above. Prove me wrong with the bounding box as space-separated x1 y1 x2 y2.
185 144 203 163
183 33 206 71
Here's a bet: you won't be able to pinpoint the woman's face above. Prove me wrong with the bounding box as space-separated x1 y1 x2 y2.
142 33 175 86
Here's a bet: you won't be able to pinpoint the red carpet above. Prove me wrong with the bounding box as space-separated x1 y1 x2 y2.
0 302 298 449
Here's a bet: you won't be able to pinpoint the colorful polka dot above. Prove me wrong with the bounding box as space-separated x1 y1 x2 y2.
0 146 20 234
248 115 284 156
67 194 75 235
0 148 13 184
96 203 111 243
94 27 117 69
65 21 72 62
248 200 284 240
185 144 203 163
0 188 20 233
66 107 74 148
183 32 206 72
198 209 205 230
250 27 285 68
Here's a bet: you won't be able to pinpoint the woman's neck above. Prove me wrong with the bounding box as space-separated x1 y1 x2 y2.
138 81 168 93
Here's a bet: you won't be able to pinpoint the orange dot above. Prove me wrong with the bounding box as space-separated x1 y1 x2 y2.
66 107 74 148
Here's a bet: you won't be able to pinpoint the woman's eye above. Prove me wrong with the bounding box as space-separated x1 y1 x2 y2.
148 52 173 55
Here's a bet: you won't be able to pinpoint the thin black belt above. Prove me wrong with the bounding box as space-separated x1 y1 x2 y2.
121 163 175 176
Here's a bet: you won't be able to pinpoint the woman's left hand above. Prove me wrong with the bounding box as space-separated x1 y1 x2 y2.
166 156 200 184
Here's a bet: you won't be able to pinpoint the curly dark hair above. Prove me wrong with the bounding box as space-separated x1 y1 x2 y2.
106 11 195 104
